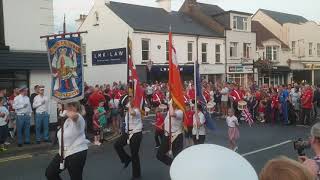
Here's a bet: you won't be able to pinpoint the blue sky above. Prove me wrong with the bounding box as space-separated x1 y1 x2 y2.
54 0 320 32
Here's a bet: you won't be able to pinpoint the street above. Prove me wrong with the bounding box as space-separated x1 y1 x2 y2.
0 117 313 180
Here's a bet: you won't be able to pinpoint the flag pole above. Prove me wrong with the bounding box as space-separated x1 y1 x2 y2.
195 36 199 140
168 25 173 155
126 32 130 138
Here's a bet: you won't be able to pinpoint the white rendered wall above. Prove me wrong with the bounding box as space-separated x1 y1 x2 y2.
3 0 54 51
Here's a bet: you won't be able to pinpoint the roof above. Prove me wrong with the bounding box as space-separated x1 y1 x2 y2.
251 21 289 49
107 1 223 37
0 51 49 70
197 3 224 16
260 9 308 25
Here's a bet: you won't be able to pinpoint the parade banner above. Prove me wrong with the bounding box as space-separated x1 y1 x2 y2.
46 37 84 103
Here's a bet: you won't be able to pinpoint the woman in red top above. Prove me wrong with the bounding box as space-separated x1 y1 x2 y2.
154 108 164 148
184 104 194 147
271 90 280 124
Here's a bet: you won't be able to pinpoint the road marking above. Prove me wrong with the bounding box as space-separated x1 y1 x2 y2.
0 154 33 163
241 140 292 157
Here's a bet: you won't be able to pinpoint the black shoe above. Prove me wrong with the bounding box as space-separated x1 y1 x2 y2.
123 159 131 169
36 141 41 144
18 144 23 147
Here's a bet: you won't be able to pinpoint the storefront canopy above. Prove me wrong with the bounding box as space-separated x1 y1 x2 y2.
0 51 49 70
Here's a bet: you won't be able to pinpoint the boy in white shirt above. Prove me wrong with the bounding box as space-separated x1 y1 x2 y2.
0 97 9 151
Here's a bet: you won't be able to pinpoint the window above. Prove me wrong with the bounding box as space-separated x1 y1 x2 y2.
166 41 169 61
266 46 279 61
94 11 99 26
201 43 207 63
309 43 313 56
232 16 248 31
215 44 221 63
243 43 251 58
317 43 320 57
141 39 150 61
187 42 193 62
228 74 245 87
292 41 296 55
230 42 238 57
81 44 87 64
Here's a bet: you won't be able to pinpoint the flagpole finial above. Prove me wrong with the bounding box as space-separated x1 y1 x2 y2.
169 25 172 32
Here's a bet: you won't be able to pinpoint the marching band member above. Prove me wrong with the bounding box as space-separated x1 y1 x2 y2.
152 89 164 108
192 103 206 145
157 101 184 166
187 84 196 104
114 94 143 179
229 84 244 119
203 87 211 103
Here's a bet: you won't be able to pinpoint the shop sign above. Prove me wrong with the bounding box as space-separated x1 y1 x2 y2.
92 48 126 65
228 65 253 73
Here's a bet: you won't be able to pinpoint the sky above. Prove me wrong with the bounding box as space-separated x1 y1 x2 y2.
53 0 320 32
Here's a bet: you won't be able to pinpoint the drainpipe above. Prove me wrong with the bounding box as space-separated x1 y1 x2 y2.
0 0 8 50
224 33 228 83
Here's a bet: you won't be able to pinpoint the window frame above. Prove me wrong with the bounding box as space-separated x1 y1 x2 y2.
266 46 279 61
141 39 150 61
317 43 320 57
215 44 221 63
309 42 313 56
243 43 251 58
230 42 238 58
232 16 248 31
187 41 193 62
201 43 207 63
292 41 296 55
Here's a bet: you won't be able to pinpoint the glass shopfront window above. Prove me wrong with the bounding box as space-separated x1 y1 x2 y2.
228 74 245 86
0 71 29 96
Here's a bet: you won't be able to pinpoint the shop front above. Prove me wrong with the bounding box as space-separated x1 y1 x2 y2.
136 64 194 83
259 66 290 86
227 64 254 87
292 64 320 85
199 64 225 84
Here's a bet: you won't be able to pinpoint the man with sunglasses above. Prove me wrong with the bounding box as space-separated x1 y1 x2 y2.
33 86 50 144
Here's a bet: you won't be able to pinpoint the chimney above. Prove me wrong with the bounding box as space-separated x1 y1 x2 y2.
156 0 171 13
94 0 110 7
75 14 87 30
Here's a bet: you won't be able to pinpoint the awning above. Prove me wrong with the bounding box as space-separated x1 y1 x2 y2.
261 66 291 73
0 51 49 70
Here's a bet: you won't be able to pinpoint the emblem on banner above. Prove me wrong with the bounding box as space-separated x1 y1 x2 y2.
47 37 84 103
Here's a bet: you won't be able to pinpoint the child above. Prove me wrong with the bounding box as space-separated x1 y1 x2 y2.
97 100 107 141
154 107 164 148
92 109 101 146
0 97 9 151
184 104 194 147
226 109 240 151
258 100 266 123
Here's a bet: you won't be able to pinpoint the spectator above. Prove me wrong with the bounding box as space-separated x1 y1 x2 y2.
0 88 8 109
30 85 40 113
0 97 9 151
313 84 320 119
88 88 106 109
301 85 313 126
220 83 229 117
8 88 18 138
260 156 314 180
13 87 32 147
33 86 50 144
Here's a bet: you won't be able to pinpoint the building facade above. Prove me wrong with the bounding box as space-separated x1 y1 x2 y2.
0 0 56 123
79 0 226 85
180 0 256 87
253 9 320 85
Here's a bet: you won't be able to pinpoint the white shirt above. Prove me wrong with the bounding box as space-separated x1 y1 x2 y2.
226 115 239 128
192 111 206 136
57 113 89 158
0 106 9 126
33 95 49 113
109 99 119 109
164 109 183 136
125 107 143 133
221 87 229 102
146 86 153 95
13 94 32 115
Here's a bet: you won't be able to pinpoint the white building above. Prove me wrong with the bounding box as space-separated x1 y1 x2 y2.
0 0 57 123
180 0 256 87
79 0 226 85
253 9 320 85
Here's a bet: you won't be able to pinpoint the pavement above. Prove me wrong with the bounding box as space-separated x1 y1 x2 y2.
0 115 315 180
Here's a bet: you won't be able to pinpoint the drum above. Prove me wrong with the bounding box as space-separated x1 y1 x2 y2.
238 101 247 111
207 102 216 114
159 104 168 113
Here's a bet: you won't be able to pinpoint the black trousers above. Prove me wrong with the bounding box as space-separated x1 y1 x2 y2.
45 150 87 180
154 130 164 147
0 125 8 144
114 132 142 178
301 108 312 125
192 135 205 145
156 133 183 166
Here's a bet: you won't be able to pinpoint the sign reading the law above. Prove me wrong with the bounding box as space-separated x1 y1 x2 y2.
92 48 126 65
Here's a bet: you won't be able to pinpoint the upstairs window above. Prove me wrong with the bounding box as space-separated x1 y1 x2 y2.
202 43 207 63
317 43 320 57
230 42 238 57
266 46 279 61
309 43 313 56
292 41 296 55
215 44 221 63
187 42 193 62
233 16 248 31
142 39 150 61
243 43 251 58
